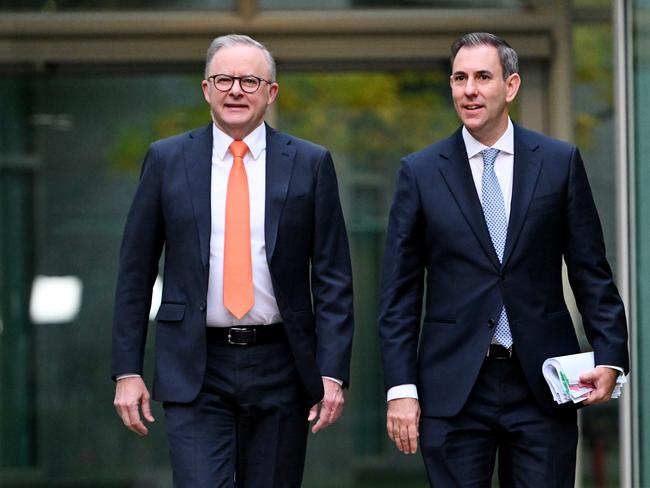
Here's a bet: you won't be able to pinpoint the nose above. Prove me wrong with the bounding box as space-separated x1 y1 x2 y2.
464 78 478 97
229 79 244 95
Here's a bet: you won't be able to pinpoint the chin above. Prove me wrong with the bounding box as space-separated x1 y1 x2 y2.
462 119 485 132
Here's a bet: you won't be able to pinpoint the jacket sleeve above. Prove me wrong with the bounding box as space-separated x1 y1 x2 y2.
310 150 355 386
378 159 426 390
563 147 629 372
111 144 165 379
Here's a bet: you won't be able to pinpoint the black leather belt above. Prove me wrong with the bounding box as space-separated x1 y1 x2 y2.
206 323 285 346
486 344 514 359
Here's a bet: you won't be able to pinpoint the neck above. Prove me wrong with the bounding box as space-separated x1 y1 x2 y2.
468 117 509 147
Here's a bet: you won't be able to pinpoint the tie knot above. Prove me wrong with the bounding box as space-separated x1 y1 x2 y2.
230 140 249 159
480 148 500 167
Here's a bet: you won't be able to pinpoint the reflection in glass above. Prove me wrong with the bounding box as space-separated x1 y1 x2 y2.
29 275 83 324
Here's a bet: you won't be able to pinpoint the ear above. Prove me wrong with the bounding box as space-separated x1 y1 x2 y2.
505 73 521 103
201 79 210 104
267 82 279 105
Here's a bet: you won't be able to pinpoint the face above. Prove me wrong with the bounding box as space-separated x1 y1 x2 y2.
202 45 279 140
450 44 520 146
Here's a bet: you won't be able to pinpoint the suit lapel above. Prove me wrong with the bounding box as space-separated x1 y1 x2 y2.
502 125 542 268
439 129 501 270
264 125 296 262
183 123 213 268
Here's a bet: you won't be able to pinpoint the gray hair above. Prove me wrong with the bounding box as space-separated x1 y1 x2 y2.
451 32 519 79
204 34 276 81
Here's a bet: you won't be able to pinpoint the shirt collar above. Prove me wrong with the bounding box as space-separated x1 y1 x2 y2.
212 122 267 161
462 118 514 159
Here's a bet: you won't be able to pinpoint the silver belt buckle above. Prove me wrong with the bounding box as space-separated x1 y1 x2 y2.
227 327 253 346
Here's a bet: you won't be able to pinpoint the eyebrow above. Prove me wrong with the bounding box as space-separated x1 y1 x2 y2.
451 69 494 77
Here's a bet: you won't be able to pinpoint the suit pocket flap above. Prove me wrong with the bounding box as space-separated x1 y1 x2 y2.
156 302 186 322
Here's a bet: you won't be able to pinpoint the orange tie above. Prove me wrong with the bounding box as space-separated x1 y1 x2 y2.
223 140 254 319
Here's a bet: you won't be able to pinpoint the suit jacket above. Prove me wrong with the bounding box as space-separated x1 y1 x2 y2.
112 123 354 407
378 123 628 417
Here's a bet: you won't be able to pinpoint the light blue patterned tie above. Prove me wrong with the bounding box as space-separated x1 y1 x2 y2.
480 148 513 348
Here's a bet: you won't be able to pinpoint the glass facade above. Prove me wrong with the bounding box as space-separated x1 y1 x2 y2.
0 67 457 487
633 0 650 486
0 1 635 486
572 23 622 487
0 74 206 485
279 71 456 487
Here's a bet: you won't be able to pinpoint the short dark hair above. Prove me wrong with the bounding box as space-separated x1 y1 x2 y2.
450 32 518 79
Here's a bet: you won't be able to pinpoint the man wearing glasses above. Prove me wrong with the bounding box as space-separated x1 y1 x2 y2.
112 34 354 488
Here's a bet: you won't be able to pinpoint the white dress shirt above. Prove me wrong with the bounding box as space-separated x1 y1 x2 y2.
465 119 515 220
206 123 282 327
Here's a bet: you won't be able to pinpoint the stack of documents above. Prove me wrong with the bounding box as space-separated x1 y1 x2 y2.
542 352 626 404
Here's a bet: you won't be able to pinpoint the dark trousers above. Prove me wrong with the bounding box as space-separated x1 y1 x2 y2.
163 337 311 488
420 354 578 488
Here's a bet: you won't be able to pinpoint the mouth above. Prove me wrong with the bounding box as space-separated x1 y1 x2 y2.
463 104 484 112
225 103 248 110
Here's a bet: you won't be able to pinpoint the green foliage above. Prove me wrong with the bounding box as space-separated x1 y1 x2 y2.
277 71 458 175
107 81 207 174
109 70 460 177
573 24 613 150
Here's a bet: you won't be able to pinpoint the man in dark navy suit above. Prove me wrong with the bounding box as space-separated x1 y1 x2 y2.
378 32 628 487
112 34 354 488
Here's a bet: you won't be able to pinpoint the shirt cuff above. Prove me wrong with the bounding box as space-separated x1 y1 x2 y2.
596 365 625 375
387 384 418 402
322 376 343 386
116 374 141 381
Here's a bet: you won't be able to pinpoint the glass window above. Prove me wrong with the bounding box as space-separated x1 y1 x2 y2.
0 29 626 488
0 72 206 482
572 22 623 488
632 0 650 486
278 71 455 486
0 66 457 486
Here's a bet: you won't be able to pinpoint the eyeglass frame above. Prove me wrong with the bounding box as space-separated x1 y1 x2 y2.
206 74 273 94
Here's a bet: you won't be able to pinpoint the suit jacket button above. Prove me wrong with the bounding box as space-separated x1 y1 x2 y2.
199 302 206 311
487 319 495 327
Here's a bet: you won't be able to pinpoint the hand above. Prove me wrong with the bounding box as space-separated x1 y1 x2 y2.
387 397 420 454
113 377 155 436
579 367 620 406
308 378 344 434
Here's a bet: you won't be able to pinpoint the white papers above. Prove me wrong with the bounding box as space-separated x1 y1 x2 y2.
542 352 626 404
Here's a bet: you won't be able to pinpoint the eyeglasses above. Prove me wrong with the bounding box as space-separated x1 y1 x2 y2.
207 74 272 94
